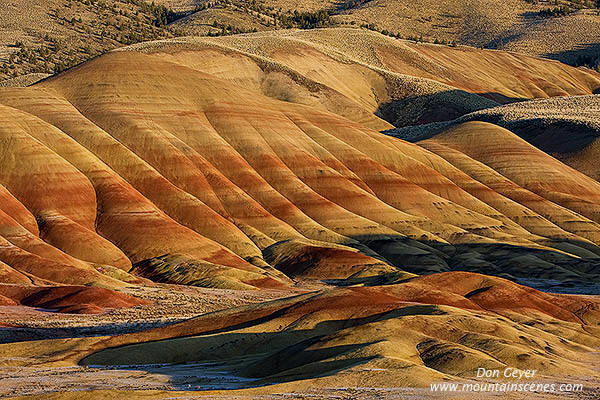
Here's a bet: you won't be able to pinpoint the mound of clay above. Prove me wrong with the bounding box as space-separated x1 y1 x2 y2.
69 271 600 387
388 94 600 182
458 96 600 181
131 253 290 290
0 29 599 291
0 284 148 314
262 239 399 279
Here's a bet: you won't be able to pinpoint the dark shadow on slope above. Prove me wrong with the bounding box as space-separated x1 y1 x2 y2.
260 233 600 294
464 286 493 298
80 306 444 389
344 236 600 294
477 11 566 52
544 42 600 66
485 32 526 50
478 92 528 104
374 89 500 128
0 319 189 345
460 115 600 154
243 336 377 379
382 96 600 155
381 120 454 142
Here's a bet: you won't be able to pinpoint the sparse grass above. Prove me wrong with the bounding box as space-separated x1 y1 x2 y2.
359 22 457 46
0 0 185 80
2 0 600 82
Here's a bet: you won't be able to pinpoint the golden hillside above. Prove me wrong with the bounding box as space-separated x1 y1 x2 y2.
1 29 600 290
2 29 600 398
3 271 600 397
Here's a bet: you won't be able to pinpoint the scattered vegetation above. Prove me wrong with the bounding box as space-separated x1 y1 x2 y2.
538 5 573 17
335 0 374 12
359 23 457 46
7 0 599 81
206 19 258 36
0 0 185 80
194 0 335 32
537 0 599 17
278 10 332 29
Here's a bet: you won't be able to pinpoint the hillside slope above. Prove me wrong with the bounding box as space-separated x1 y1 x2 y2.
1 30 600 292
176 0 600 65
388 94 600 182
4 271 600 394
460 96 600 181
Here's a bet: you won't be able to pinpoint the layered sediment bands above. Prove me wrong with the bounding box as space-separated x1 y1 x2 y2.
457 96 600 182
262 239 402 280
1 29 600 289
389 96 600 181
422 122 600 225
62 272 600 385
0 285 149 314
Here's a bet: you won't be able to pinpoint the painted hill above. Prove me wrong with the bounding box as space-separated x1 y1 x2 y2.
1 28 600 398
0 284 148 314
3 272 599 393
1 29 600 294
459 96 600 181
387 94 600 182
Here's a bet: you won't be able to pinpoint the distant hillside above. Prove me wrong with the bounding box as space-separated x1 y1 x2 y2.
501 9 600 67
177 0 600 65
0 0 183 80
2 0 600 84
